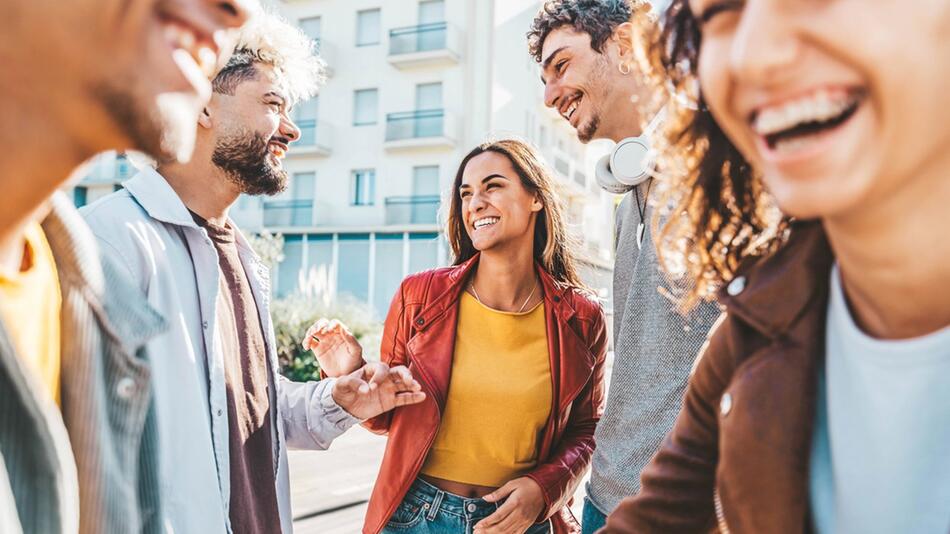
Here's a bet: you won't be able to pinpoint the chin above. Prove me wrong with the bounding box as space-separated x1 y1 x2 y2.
765 171 875 221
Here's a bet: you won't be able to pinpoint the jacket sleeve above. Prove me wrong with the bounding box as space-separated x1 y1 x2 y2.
525 306 609 521
278 376 362 450
361 278 413 435
600 313 733 534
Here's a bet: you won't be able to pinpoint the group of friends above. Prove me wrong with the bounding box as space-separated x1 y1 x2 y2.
1 0 948 533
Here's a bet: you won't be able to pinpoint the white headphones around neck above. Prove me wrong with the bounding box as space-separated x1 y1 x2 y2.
595 108 666 194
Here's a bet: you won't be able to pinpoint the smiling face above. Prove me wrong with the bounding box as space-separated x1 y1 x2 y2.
690 0 950 220
7 0 252 162
208 63 301 196
540 27 645 143
458 152 544 254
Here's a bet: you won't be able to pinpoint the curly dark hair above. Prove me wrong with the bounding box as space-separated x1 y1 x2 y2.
647 0 787 310
527 0 637 63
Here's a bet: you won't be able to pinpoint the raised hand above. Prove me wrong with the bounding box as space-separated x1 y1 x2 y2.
331 362 426 420
302 318 365 377
473 477 546 534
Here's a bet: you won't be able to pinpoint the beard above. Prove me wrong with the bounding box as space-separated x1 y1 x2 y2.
577 113 601 143
211 129 289 196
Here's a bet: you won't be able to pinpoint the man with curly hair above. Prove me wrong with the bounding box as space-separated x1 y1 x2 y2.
81 13 425 534
527 2 720 532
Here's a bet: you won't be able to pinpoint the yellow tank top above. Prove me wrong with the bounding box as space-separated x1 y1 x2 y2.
420 291 552 487
0 222 62 405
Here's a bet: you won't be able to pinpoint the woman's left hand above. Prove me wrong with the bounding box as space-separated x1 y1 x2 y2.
474 477 546 534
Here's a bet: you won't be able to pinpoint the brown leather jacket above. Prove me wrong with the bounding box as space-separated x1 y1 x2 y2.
602 221 834 534
362 255 608 534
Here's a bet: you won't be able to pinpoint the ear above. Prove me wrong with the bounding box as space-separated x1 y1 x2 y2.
613 22 636 61
531 194 544 213
197 107 213 129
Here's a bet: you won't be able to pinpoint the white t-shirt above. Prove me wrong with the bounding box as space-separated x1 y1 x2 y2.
810 265 950 534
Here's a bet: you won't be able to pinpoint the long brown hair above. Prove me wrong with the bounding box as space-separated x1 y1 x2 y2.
446 139 587 290
646 0 787 311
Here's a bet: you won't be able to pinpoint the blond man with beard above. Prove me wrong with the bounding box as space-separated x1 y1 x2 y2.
81 14 425 534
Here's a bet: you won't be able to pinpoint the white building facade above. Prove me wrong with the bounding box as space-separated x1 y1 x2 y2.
73 0 618 319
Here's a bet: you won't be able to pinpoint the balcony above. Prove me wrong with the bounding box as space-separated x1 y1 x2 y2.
384 109 457 151
384 195 441 225
262 199 314 227
387 22 461 69
289 120 333 158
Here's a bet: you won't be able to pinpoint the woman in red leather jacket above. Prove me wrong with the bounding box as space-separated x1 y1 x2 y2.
308 138 607 534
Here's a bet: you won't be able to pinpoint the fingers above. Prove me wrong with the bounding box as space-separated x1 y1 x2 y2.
482 481 515 503
393 391 426 407
361 362 389 390
302 318 330 350
473 500 515 532
389 366 422 392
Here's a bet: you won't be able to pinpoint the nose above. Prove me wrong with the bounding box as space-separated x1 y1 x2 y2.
280 114 301 143
468 190 487 215
729 2 799 86
206 0 252 32
544 81 562 110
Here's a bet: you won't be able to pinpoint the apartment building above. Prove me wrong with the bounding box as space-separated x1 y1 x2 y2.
71 0 618 319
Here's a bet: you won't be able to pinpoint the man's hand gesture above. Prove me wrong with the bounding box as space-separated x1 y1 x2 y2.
331 362 426 420
302 318 364 377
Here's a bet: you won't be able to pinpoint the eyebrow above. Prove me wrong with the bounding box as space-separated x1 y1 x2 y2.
539 46 569 85
264 91 287 105
459 174 509 190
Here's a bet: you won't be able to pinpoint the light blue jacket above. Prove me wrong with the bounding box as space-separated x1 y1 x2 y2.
81 168 360 534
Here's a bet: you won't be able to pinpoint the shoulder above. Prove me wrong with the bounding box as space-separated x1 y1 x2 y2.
397 264 464 302
80 189 149 232
562 286 607 331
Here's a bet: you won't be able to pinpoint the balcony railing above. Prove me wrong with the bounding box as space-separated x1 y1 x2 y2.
262 199 314 227
384 109 457 151
388 22 461 68
291 120 333 157
384 195 441 225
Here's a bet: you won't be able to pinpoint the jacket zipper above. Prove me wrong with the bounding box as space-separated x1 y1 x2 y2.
714 488 731 534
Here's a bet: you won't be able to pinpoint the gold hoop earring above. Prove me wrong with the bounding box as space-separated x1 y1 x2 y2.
619 62 632 75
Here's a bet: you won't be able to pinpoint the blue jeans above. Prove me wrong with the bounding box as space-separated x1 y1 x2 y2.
581 497 607 534
382 478 552 534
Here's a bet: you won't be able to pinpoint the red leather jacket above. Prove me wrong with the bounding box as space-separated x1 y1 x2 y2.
362 255 608 534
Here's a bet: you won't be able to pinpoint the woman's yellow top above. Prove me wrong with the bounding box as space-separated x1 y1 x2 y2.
420 291 552 487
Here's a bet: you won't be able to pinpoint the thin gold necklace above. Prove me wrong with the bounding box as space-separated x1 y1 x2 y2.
470 278 538 313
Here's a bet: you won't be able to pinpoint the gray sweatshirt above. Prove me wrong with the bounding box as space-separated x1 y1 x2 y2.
586 182 721 515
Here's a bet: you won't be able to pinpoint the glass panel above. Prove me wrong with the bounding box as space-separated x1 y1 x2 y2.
338 234 371 302
300 16 321 43
301 234 333 298
352 170 376 206
417 1 445 50
277 234 304 298
411 166 440 224
353 89 378 126
356 9 381 46
415 82 442 110
373 234 404 318
294 97 319 145
408 233 439 275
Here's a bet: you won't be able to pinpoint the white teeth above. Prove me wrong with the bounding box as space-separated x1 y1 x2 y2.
754 90 859 136
565 100 578 120
269 144 286 158
473 217 499 229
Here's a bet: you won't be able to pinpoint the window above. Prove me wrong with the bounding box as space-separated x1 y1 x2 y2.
373 234 405 316
411 166 440 224
356 9 381 46
73 186 88 208
353 88 378 126
352 169 376 206
415 82 442 111
408 233 439 275
300 16 322 46
293 97 319 145
277 234 305 297
338 234 371 301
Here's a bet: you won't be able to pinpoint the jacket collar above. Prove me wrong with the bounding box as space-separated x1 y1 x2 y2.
718 220 834 339
413 254 575 331
124 167 202 229
42 193 166 355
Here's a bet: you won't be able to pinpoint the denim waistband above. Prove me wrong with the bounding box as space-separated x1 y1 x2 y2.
404 478 500 521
